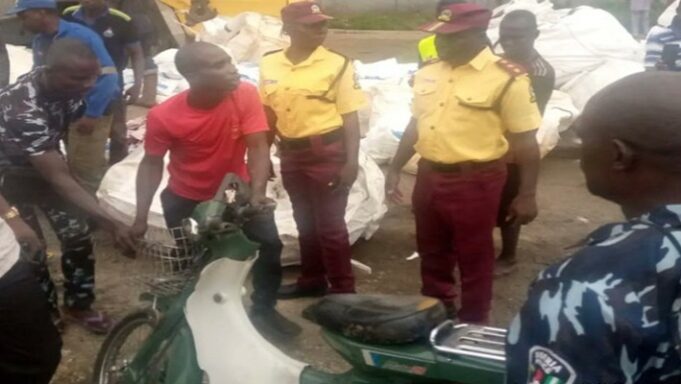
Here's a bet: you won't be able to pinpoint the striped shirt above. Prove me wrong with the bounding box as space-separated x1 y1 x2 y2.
645 25 681 70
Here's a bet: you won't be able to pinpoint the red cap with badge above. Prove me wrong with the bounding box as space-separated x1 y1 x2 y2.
281 1 333 24
419 2 492 35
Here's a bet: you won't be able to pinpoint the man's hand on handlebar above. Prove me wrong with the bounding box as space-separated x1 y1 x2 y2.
249 193 276 212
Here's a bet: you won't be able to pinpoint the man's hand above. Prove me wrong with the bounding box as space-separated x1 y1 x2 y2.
334 162 359 192
507 194 538 226
385 169 403 204
249 193 276 211
74 116 98 135
130 219 148 240
125 83 142 105
112 221 137 257
7 217 44 256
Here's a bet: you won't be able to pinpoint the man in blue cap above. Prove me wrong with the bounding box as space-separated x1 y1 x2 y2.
9 0 120 194
5 0 122 335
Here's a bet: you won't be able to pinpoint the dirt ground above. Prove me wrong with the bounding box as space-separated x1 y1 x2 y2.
47 31 623 383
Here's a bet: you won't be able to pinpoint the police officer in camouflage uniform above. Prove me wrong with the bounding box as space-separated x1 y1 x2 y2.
0 39 135 335
507 72 681 384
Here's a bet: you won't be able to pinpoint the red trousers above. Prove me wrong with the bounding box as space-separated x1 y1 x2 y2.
281 139 355 293
413 161 507 323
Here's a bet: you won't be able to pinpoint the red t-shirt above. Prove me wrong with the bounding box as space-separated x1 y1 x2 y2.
144 82 269 201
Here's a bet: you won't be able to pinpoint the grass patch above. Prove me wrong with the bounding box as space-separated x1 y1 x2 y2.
329 12 432 31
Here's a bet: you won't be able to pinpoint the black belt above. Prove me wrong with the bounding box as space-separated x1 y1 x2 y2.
419 159 503 174
279 128 344 151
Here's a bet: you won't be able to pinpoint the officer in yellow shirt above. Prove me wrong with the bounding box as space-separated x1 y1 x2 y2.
260 1 367 298
418 0 467 66
386 2 542 324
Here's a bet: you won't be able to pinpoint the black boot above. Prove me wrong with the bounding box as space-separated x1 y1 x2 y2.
250 308 302 341
277 283 327 300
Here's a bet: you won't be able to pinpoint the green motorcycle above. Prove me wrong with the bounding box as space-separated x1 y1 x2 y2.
92 174 507 384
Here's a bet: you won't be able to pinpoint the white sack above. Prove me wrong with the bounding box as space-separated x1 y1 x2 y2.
98 146 387 266
197 13 289 64
659 1 679 27
7 45 33 83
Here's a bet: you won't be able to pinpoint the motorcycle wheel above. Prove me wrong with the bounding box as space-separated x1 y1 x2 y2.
92 309 161 384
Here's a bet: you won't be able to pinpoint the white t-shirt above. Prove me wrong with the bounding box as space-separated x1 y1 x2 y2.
0 218 20 278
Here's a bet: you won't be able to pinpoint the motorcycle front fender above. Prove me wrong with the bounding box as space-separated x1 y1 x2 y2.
186 256 307 384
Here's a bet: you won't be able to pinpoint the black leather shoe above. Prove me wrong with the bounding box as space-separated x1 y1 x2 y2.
250 308 302 341
277 283 328 300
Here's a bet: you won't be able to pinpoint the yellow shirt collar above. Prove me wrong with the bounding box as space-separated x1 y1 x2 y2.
467 47 496 71
283 46 329 68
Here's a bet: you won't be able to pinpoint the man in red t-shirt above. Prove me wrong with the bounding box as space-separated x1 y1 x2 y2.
131 42 300 339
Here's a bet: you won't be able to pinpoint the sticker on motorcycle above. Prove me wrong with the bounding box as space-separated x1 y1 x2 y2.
528 346 576 384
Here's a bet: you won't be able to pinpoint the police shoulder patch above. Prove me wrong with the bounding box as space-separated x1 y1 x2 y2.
528 346 577 384
497 58 527 77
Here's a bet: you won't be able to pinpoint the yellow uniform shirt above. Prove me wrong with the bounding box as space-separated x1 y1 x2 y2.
412 48 542 164
418 35 439 64
259 46 367 139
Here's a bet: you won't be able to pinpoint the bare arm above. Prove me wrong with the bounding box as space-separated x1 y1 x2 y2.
0 192 43 254
342 111 361 166
245 132 271 203
30 151 116 230
125 42 145 103
133 153 164 227
29 151 135 250
389 118 418 173
508 130 540 225
385 118 418 204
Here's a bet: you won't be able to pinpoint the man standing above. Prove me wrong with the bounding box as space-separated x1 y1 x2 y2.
507 72 681 384
496 9 555 276
0 38 134 334
63 0 146 164
0 35 8 88
11 0 120 193
386 2 541 323
631 0 653 40
132 42 300 340
0 192 61 384
645 1 681 71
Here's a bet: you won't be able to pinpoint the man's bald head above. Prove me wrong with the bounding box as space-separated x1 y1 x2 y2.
175 42 231 77
45 38 98 71
42 39 100 100
174 42 240 96
580 72 681 159
577 72 681 215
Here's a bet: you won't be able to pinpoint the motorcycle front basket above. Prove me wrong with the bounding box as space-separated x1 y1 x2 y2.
134 227 205 297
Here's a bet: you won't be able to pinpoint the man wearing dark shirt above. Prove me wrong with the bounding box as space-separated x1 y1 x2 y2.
0 35 8 88
507 71 681 384
0 38 134 334
63 0 145 164
496 9 556 276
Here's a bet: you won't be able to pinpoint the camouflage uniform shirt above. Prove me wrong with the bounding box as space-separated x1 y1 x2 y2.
0 68 83 167
506 205 681 384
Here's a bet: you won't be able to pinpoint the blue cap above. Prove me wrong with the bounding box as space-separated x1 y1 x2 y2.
6 0 57 15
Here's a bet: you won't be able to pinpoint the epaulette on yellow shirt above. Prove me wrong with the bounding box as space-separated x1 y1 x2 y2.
411 48 542 164
259 46 367 139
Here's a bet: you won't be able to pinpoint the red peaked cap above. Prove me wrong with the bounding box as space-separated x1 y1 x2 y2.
419 2 492 34
281 1 333 24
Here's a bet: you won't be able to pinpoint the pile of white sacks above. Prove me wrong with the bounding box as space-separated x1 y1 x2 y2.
100 0 651 264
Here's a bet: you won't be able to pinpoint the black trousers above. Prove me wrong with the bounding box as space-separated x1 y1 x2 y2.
0 261 62 384
160 188 283 310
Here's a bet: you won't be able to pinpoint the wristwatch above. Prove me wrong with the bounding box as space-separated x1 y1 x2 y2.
1 206 20 221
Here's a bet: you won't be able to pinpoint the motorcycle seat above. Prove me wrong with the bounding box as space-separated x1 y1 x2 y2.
303 294 447 345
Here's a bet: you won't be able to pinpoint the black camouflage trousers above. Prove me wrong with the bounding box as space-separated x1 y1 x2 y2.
15 195 95 314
